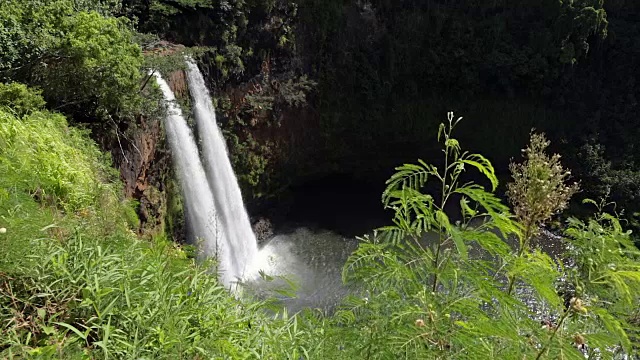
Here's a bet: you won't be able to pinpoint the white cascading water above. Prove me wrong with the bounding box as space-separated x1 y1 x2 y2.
185 59 259 282
154 71 250 287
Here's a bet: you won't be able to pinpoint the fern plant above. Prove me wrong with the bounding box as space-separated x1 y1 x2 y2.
337 113 640 359
338 113 525 358
562 200 640 355
378 112 514 291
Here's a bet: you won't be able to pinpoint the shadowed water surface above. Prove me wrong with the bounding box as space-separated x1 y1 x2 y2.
245 175 567 316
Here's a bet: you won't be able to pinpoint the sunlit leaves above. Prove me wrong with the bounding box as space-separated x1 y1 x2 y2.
341 111 640 358
460 154 498 192
511 251 562 308
0 1 143 119
37 11 143 116
0 82 46 116
591 307 633 353
383 159 437 207
0 107 107 211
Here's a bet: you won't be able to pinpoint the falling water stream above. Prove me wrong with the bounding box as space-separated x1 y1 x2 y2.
155 63 355 306
153 72 223 279
156 65 565 313
155 68 254 287
185 59 259 285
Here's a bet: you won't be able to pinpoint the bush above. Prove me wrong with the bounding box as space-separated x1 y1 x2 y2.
0 82 46 116
1 234 322 358
332 113 639 358
33 11 143 117
0 103 124 273
0 1 143 120
0 109 112 211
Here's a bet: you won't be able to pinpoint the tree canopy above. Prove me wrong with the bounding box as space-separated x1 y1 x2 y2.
0 0 142 120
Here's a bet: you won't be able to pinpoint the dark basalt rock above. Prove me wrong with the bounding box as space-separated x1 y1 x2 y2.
252 217 274 244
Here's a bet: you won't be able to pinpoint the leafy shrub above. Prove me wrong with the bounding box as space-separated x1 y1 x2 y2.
0 1 143 120
33 11 143 117
0 102 124 273
333 113 639 358
0 234 324 358
0 109 111 211
0 82 46 116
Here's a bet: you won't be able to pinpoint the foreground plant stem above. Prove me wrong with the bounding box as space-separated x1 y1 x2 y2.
535 308 571 360
432 145 451 293
507 221 534 295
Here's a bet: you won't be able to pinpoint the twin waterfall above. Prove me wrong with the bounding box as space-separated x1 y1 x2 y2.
153 61 258 287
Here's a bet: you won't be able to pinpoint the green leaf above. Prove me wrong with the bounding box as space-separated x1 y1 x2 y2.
445 138 460 151
438 123 445 142
461 154 498 191
383 160 437 206
460 197 476 217
511 252 562 308
449 227 468 260
464 230 511 257
592 307 632 353
54 322 88 340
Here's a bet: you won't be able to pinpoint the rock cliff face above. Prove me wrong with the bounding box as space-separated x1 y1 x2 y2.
108 41 314 237
108 47 190 237
166 69 188 100
113 114 166 236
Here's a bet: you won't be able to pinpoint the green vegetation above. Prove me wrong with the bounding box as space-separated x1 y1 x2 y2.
0 88 324 359
335 114 639 358
0 0 144 121
1 0 639 358
121 0 315 198
2 104 638 357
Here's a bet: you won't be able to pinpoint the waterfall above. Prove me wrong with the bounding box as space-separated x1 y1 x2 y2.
185 59 259 282
154 70 256 287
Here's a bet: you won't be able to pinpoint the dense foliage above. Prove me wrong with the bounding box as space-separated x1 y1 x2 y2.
0 0 143 121
121 0 315 197
0 90 325 359
292 0 640 224
1 0 640 358
334 115 639 358
2 103 638 358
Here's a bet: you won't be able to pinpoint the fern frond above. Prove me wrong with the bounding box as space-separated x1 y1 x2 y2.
592 307 633 353
383 160 437 206
460 153 498 191
510 252 562 308
455 185 520 238
438 213 468 260
384 186 436 243
462 229 511 257
459 196 477 218
377 226 408 245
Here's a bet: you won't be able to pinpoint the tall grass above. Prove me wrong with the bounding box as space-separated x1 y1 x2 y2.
0 95 329 359
1 232 330 358
1 91 638 358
